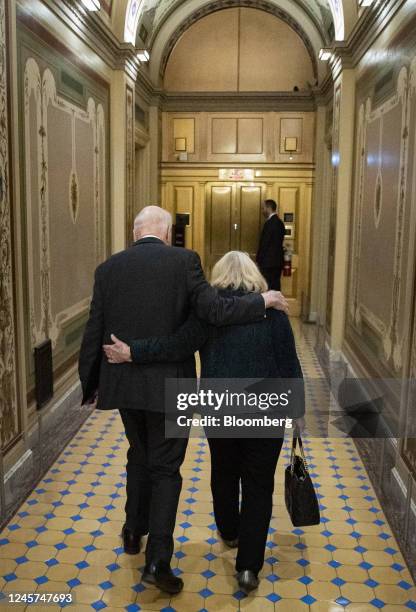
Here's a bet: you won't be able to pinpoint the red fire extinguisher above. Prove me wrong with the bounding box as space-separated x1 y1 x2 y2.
283 247 292 277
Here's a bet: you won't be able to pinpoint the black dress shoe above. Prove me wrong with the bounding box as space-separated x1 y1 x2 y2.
236 570 259 593
121 525 142 555
142 561 184 594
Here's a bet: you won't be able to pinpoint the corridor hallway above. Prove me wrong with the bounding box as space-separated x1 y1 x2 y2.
1 322 415 612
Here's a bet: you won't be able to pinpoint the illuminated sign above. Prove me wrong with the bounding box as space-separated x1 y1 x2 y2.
218 169 255 181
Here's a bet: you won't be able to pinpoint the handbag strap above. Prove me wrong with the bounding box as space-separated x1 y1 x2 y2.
290 434 310 475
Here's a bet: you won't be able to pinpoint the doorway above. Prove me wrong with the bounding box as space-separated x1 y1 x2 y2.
205 182 266 273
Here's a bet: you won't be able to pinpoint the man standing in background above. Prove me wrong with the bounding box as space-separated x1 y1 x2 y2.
256 199 286 291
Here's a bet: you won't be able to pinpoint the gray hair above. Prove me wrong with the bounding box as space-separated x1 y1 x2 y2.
211 251 268 293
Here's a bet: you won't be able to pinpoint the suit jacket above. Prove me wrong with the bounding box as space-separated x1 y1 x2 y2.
256 214 286 270
130 288 305 418
78 238 265 412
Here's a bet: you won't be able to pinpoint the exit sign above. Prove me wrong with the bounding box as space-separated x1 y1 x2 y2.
218 168 255 181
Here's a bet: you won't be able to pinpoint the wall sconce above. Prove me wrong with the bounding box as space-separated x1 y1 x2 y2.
137 50 150 62
319 48 332 61
81 0 100 11
358 0 375 6
284 137 298 153
175 138 187 152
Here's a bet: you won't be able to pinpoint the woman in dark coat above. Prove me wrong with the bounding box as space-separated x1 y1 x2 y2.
104 251 304 592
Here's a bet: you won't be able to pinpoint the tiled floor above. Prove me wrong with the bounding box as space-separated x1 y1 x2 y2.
1 322 415 611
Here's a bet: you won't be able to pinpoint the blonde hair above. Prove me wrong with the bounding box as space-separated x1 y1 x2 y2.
211 251 268 293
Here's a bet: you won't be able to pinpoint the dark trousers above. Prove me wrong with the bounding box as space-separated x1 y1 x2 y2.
207 436 284 574
120 409 188 564
261 267 282 291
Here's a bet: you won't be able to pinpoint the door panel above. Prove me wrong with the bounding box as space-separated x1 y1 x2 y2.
238 184 264 259
206 184 234 270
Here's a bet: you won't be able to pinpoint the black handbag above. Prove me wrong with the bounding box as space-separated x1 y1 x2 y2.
285 435 320 527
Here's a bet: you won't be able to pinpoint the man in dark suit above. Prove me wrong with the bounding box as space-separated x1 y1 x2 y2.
78 206 287 595
256 199 286 291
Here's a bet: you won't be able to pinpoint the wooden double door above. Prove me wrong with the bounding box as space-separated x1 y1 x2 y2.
205 182 266 274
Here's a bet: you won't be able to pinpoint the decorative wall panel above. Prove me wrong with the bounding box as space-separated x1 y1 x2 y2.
173 118 195 153
163 112 315 164
212 118 238 154
0 0 20 449
347 60 416 376
279 118 303 154
19 23 109 398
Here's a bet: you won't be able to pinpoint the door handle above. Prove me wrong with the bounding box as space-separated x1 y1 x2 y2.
234 223 238 230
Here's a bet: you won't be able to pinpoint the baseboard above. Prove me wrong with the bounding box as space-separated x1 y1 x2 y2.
337 350 416 580
1 380 92 528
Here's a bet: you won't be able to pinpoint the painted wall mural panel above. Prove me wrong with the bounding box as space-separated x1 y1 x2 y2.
347 63 415 376
19 23 109 398
0 0 20 450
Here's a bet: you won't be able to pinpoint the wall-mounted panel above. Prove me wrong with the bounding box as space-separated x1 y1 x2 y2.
279 117 303 154
276 114 315 163
0 0 20 451
162 111 314 164
238 118 263 154
173 118 195 153
212 118 237 154
346 64 415 378
18 20 110 403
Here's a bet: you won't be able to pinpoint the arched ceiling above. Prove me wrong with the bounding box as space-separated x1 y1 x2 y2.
137 0 336 46
115 0 358 87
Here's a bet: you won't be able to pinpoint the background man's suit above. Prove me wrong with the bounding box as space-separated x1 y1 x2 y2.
79 237 266 565
256 214 286 291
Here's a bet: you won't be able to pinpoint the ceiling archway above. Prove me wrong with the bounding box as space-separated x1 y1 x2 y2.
116 0 357 86
119 0 357 47
164 7 316 92
147 0 330 86
161 2 318 85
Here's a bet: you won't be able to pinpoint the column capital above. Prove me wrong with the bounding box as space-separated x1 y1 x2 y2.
329 44 356 81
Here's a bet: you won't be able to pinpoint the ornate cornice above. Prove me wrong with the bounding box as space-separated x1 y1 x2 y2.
21 0 140 80
160 90 316 112
322 0 408 81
